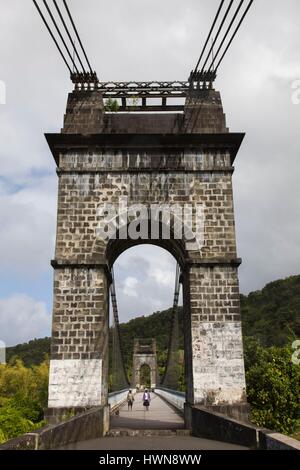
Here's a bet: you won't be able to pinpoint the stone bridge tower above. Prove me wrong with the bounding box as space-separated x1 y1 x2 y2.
45 79 248 426
132 338 158 389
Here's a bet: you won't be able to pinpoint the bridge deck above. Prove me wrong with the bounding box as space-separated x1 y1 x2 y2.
61 435 249 450
110 392 184 430
59 394 249 450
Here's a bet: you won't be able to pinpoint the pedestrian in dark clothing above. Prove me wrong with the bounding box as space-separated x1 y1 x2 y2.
142 389 151 411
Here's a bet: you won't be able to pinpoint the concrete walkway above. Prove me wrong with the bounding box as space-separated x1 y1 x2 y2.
62 435 249 450
59 394 249 450
110 392 184 430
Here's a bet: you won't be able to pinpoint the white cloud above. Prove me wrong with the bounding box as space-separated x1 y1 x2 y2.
114 245 178 322
123 277 139 298
0 174 57 275
0 294 51 346
148 267 174 288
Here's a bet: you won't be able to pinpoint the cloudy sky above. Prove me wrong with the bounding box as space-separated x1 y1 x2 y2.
0 0 299 346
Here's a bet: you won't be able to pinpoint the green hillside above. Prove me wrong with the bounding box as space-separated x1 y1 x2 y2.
240 275 300 347
118 307 184 373
6 338 50 367
6 274 300 366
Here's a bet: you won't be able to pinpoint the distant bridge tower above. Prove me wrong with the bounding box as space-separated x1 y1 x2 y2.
132 338 158 389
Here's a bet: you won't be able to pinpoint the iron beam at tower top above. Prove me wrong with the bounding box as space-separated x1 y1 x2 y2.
70 75 216 96
68 75 218 112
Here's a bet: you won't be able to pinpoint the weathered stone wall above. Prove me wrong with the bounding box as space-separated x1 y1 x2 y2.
258 430 300 450
62 89 227 134
189 265 246 406
50 268 108 360
47 86 247 421
63 91 104 134
50 148 243 407
48 267 108 408
55 151 236 264
191 406 258 448
184 91 228 133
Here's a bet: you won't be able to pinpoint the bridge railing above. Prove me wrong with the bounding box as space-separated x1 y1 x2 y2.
108 388 136 412
154 387 185 412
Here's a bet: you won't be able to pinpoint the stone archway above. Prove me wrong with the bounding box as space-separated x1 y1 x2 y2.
131 339 158 390
46 85 248 426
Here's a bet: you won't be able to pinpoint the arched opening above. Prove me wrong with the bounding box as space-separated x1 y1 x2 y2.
104 209 191 272
106 238 186 271
108 244 186 396
140 364 151 390
108 244 188 430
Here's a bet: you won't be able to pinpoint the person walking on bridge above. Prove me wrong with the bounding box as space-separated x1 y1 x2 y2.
142 389 151 411
127 389 134 411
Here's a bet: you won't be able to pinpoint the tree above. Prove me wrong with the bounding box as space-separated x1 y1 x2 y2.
0 406 35 442
245 340 300 434
0 359 48 443
104 98 119 112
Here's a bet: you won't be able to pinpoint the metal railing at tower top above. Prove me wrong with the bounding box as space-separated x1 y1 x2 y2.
69 75 217 112
70 72 216 93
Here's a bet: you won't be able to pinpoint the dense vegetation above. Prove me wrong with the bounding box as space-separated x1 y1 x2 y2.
6 338 50 367
0 359 48 444
1 275 300 442
241 275 300 347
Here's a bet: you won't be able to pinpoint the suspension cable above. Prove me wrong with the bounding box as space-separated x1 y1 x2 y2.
110 268 130 387
161 263 181 386
200 0 235 74
32 0 72 74
52 0 87 74
42 0 79 74
194 0 226 72
214 0 254 72
207 0 245 72
63 0 94 74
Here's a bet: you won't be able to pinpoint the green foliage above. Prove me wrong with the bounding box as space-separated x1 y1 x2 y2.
128 96 139 110
61 410 76 422
244 338 300 434
291 420 300 440
6 337 50 367
0 428 6 445
104 97 119 112
0 359 49 443
0 406 34 441
177 350 186 392
241 275 300 347
140 364 151 388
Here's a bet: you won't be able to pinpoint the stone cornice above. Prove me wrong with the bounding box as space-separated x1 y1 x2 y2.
45 132 245 167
